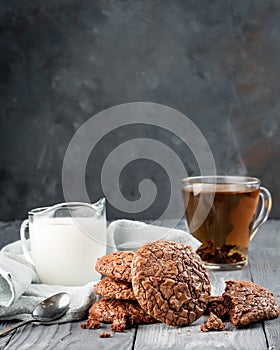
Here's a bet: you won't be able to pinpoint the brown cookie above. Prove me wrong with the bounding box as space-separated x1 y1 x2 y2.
200 312 225 332
222 280 280 327
95 251 134 282
131 240 211 326
94 277 135 300
87 298 156 330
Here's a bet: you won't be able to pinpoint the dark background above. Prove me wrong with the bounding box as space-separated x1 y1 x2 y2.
1 0 280 221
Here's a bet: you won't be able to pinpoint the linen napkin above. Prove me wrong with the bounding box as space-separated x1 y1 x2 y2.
0 219 200 323
0 240 97 322
106 219 201 254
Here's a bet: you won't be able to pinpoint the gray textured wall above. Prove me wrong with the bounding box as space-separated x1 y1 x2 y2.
0 0 280 221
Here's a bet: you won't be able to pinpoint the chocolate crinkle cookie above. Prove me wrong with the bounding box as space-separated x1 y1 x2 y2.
85 298 156 332
131 240 211 326
222 280 280 327
94 277 135 300
95 251 134 282
200 312 225 332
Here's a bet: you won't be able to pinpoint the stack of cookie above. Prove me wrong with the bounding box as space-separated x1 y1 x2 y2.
84 240 212 331
85 251 156 332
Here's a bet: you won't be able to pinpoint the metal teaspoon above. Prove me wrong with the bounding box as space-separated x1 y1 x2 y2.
0 292 70 337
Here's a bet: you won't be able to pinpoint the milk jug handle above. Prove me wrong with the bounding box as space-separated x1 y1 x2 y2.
250 186 272 241
20 219 34 265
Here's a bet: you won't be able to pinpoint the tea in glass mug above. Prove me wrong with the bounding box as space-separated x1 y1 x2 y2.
182 176 272 270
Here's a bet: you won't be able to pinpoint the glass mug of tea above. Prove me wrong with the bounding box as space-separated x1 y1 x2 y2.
20 199 107 285
181 176 272 270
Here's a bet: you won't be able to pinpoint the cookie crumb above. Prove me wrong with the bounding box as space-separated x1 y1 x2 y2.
80 323 87 329
200 312 225 332
99 332 111 338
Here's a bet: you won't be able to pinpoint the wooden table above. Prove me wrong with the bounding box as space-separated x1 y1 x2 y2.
0 220 279 350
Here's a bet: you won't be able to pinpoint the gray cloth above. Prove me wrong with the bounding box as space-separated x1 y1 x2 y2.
106 219 201 253
0 240 97 322
0 219 200 322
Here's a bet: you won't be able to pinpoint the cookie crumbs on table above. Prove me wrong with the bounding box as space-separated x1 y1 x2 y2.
99 332 111 338
200 312 225 332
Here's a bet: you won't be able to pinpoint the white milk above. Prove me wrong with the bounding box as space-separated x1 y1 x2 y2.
29 217 107 286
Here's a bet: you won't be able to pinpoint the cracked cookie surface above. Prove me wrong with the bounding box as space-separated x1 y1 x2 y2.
131 240 211 326
94 277 135 300
95 251 134 282
223 280 280 326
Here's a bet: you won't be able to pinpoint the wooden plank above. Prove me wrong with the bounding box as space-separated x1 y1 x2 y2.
249 224 280 298
1 322 136 350
249 248 280 294
248 221 280 350
135 320 266 350
251 220 280 249
263 318 280 350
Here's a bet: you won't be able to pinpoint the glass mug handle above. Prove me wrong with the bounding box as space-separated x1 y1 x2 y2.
20 219 34 264
250 186 272 241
